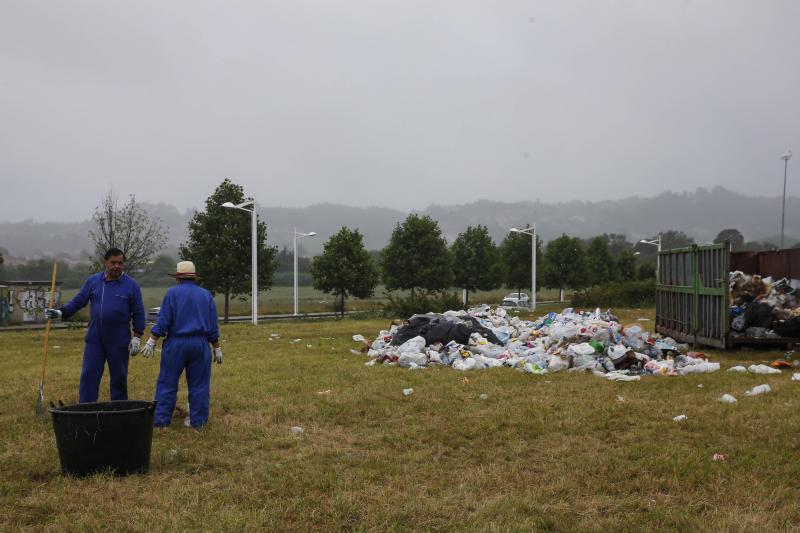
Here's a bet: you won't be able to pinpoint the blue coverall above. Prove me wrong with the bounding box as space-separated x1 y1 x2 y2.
150 280 219 427
60 272 145 403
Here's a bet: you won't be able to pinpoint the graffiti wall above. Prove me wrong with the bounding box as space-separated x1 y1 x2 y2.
6 284 62 324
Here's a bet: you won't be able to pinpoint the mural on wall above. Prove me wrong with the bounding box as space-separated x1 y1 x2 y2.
13 288 61 323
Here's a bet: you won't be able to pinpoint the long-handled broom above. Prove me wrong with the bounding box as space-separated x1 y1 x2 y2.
35 262 58 416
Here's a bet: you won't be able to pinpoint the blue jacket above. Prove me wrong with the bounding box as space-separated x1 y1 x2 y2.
151 280 219 343
61 272 146 343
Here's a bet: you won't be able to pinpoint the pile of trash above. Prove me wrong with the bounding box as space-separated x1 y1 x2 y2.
353 306 721 379
729 272 800 338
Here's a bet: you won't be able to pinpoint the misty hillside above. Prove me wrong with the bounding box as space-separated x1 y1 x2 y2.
1 187 798 260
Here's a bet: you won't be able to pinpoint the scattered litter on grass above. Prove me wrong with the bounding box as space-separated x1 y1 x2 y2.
52 346 60 350
290 426 304 435
748 364 781 375
673 414 687 422
479 393 489 401
637 318 650 321
697 384 704 388
353 306 720 380
719 394 738 404
306 344 312 348
291 339 302 343
712 453 727 462
364 359 376 367
270 333 279 337
728 366 747 373
616 395 625 403
745 384 772 396
792 373 800 382
350 349 361 355
317 390 332 395
402 388 414 396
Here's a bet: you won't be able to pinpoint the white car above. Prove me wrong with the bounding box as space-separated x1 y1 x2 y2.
501 292 529 308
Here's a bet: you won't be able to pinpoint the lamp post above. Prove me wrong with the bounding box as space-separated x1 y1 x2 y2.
293 228 316 315
781 150 792 249
222 200 258 325
510 225 536 310
639 234 662 280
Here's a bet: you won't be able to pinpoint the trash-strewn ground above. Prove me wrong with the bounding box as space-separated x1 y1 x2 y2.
2 306 800 531
353 306 725 380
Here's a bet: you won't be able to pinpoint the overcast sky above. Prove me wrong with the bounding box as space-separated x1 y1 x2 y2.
1 0 798 222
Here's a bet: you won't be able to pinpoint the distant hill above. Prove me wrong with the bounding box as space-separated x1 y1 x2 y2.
1 187 798 259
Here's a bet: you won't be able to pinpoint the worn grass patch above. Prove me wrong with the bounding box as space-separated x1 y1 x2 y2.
1 306 799 531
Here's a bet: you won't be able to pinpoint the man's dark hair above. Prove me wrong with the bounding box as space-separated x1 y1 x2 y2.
104 247 126 261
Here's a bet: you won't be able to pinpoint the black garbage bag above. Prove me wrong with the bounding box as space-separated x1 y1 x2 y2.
391 314 502 347
774 316 800 338
744 302 775 329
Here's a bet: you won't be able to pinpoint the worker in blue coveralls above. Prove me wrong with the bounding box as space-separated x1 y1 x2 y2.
45 247 145 403
139 260 222 428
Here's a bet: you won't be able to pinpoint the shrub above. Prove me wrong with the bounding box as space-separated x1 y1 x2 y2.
571 280 655 308
383 290 463 318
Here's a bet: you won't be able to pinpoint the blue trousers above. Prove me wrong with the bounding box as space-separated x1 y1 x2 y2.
153 336 212 427
79 339 129 403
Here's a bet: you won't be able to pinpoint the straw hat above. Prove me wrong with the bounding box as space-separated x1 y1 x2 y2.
170 261 198 278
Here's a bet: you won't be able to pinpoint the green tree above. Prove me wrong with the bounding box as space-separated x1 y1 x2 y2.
498 227 543 297
616 248 637 281
180 179 278 322
542 234 588 293
714 228 745 251
88 189 168 273
136 254 177 286
451 225 502 305
637 260 656 280
585 236 614 286
310 227 379 316
381 214 453 297
603 233 633 256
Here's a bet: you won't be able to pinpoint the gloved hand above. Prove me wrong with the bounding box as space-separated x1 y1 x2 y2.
44 308 62 320
128 337 141 357
139 337 157 358
213 347 223 365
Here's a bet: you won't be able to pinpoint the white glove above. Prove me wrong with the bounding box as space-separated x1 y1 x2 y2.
140 337 157 358
213 347 223 365
128 337 141 357
45 308 62 320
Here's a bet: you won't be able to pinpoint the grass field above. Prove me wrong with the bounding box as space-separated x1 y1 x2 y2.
61 285 568 317
2 305 799 530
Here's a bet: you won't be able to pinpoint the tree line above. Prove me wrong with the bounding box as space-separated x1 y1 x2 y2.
0 179 787 319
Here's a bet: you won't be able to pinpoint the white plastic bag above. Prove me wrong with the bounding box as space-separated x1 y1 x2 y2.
747 364 781 375
398 336 426 355
727 365 747 373
719 394 737 404
677 362 720 375
745 384 771 396
453 357 478 371
398 352 427 368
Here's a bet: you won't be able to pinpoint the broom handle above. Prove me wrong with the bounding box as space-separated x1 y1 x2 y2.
39 262 58 384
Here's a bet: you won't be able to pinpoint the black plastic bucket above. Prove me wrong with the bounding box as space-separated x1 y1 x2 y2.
49 400 157 477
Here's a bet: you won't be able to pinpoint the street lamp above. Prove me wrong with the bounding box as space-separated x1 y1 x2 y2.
639 234 662 280
222 200 258 325
781 150 792 249
293 228 316 315
509 225 536 310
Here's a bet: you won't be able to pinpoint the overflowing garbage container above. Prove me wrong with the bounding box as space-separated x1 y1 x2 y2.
656 244 800 349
